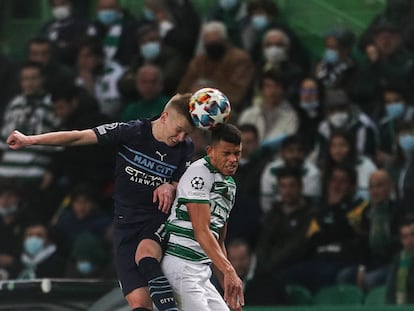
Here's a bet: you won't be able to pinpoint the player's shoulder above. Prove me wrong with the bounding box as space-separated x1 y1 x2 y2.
188 157 219 175
95 119 146 135
186 157 209 173
181 158 214 188
188 157 207 169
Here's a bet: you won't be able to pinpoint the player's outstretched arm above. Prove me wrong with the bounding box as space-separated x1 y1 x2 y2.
7 129 98 149
187 202 244 310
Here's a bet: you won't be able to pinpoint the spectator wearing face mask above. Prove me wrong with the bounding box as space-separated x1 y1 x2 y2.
65 231 113 279
349 22 414 117
17 222 66 279
377 84 414 166
118 24 187 100
177 21 254 114
316 89 379 162
94 0 139 66
385 120 414 201
314 28 357 95
38 0 97 67
293 78 325 152
240 0 310 72
142 0 200 62
257 28 306 101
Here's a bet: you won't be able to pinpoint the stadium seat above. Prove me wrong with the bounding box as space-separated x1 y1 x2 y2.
285 284 313 305
364 286 387 306
313 284 364 305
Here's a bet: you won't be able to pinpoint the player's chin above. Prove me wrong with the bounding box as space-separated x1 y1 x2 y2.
167 138 179 146
223 166 237 176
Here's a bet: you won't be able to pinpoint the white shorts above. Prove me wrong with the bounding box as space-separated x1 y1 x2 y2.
162 254 229 311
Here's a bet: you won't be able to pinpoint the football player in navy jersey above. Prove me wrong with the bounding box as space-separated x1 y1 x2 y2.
7 93 195 311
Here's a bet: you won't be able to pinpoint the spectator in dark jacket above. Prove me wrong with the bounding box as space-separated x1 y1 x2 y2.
17 221 66 279
52 183 112 256
94 0 139 66
38 0 97 66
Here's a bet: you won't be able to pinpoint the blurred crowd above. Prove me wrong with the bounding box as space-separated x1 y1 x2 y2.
0 0 414 306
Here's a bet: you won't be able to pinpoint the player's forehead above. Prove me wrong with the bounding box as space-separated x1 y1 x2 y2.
214 140 241 152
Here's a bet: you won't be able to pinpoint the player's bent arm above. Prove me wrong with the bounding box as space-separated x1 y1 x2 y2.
187 202 234 274
7 129 98 149
187 203 245 309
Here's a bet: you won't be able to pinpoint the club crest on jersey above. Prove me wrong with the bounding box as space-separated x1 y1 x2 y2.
191 176 204 190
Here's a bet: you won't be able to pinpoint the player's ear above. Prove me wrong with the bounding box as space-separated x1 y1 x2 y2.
160 111 168 123
206 145 213 156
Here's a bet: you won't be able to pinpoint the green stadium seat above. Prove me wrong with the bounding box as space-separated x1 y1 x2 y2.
313 284 364 305
364 285 387 306
285 284 313 305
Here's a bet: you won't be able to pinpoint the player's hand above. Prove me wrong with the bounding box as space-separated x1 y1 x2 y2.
153 183 176 213
223 269 244 310
7 130 30 150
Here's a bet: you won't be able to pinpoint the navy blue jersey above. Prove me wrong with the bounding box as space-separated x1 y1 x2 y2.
93 119 193 224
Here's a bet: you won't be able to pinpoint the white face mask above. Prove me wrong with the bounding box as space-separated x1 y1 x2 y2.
264 46 286 63
52 6 71 20
0 203 18 217
329 112 349 128
300 101 319 111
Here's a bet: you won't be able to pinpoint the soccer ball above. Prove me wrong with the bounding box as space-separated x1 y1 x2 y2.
189 88 231 130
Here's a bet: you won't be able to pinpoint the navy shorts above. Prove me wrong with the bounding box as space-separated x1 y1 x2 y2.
112 215 167 296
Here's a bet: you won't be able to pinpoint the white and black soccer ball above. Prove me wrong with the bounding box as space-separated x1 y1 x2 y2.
190 176 204 190
189 88 231 130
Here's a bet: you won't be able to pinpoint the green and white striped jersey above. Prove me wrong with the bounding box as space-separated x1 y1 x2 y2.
165 156 236 264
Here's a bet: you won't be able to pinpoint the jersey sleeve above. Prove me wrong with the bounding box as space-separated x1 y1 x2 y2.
93 121 144 145
177 163 212 205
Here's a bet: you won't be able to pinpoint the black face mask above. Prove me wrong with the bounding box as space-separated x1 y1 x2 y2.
205 43 226 60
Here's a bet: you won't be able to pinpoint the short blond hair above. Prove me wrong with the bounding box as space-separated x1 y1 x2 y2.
164 93 194 127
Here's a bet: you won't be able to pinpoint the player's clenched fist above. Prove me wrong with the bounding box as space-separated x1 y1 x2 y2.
7 130 31 150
